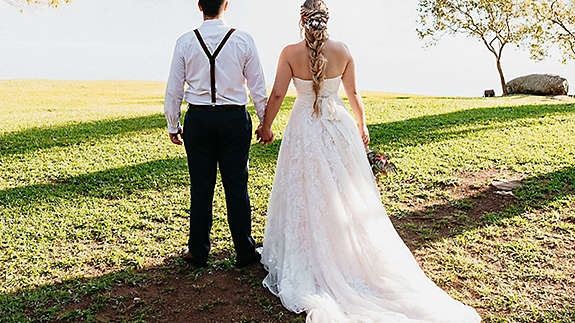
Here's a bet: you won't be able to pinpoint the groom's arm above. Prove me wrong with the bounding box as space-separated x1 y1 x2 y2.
164 41 185 137
243 34 267 125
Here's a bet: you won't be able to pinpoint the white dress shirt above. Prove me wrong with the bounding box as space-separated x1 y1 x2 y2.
164 19 268 134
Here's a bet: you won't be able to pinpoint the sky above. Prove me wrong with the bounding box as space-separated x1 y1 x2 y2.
0 0 573 96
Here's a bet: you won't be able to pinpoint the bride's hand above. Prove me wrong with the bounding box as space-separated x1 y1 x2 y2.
360 125 370 147
257 124 275 146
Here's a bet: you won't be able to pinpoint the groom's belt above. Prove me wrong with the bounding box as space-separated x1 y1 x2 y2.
188 104 245 112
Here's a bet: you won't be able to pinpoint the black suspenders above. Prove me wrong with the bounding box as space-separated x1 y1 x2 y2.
193 28 236 107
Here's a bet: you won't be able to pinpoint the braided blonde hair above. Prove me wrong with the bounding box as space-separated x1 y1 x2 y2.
301 0 329 116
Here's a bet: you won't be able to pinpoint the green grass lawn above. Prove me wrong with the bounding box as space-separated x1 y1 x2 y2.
0 80 574 322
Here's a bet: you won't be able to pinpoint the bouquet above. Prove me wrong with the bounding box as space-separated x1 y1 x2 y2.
367 149 397 181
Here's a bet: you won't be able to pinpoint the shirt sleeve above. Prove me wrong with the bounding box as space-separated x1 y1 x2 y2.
243 34 268 124
164 40 185 134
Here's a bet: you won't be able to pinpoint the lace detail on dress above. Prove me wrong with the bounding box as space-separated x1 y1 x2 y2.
261 77 482 322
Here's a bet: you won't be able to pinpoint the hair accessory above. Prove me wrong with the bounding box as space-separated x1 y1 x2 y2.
304 18 327 30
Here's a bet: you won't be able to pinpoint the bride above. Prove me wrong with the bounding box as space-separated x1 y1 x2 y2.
255 0 482 322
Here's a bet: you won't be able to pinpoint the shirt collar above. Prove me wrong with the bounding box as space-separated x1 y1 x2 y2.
201 19 226 27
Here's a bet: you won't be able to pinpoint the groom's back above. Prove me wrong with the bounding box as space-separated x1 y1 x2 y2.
163 15 266 269
169 19 266 109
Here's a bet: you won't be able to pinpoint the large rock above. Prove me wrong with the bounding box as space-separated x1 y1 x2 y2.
506 74 569 96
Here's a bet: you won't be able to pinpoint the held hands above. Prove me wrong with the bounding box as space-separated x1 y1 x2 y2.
256 124 274 146
169 128 184 145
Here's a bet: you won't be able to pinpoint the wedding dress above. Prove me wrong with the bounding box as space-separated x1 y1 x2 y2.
261 76 482 323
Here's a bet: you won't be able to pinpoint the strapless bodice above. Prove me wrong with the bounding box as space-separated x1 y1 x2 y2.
291 76 345 121
293 76 342 98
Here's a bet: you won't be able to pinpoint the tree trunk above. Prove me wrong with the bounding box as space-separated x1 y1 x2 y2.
496 58 507 96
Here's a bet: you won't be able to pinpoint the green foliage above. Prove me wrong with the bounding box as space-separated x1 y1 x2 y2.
528 0 575 63
417 0 540 95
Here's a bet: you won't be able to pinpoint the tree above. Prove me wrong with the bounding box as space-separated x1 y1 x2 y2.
529 0 575 63
3 0 70 8
417 0 536 95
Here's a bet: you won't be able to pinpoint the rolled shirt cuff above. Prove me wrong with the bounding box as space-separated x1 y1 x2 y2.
255 101 267 126
168 124 182 134
257 115 265 126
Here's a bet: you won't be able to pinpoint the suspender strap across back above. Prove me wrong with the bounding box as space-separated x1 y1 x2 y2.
194 28 236 106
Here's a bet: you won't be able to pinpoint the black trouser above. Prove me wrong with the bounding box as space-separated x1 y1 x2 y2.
182 105 256 263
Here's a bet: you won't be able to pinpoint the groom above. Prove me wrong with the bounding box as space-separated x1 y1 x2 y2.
164 0 268 268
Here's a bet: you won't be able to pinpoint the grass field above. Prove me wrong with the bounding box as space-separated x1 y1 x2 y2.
0 79 574 322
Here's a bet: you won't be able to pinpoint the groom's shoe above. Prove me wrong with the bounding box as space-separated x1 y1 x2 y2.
181 248 208 268
235 249 262 269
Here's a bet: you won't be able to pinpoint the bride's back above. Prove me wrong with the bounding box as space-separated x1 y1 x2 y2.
285 39 351 81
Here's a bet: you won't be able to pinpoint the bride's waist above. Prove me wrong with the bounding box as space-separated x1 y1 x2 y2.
292 95 349 122
293 94 342 107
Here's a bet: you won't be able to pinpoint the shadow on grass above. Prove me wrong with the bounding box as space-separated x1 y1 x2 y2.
250 102 574 163
0 157 188 208
0 102 289 158
0 139 285 209
392 167 575 249
1 100 569 159
0 114 167 157
0 141 280 210
0 256 304 322
368 103 575 149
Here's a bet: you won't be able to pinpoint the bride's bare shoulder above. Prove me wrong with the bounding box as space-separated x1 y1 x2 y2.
326 39 352 56
279 42 308 63
282 41 307 53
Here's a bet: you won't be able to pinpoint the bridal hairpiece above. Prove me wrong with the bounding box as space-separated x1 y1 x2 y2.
304 18 327 30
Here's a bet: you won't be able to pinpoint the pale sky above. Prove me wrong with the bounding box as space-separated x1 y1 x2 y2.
1 0 573 96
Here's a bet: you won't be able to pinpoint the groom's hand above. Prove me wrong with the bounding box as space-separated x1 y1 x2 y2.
255 125 263 142
257 125 274 146
169 129 184 145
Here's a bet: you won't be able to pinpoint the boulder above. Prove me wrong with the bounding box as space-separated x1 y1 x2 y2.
506 74 569 96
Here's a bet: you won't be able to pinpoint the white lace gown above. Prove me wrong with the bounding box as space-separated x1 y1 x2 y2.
261 76 482 323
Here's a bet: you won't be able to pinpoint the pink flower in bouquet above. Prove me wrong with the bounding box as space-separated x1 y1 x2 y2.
367 149 397 181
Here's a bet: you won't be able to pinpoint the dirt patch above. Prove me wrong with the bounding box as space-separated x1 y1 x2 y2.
392 168 523 247
60 261 304 323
